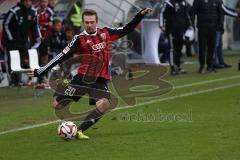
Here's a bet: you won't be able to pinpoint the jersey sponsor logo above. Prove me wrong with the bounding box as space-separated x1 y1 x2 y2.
92 42 107 51
63 46 70 54
100 33 106 39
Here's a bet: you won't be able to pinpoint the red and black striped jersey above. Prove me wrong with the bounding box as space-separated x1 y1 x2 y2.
35 10 145 81
36 6 54 39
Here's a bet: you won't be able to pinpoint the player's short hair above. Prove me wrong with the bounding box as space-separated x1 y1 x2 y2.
82 9 98 22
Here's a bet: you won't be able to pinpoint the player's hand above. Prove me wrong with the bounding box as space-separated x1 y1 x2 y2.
33 69 41 77
140 8 152 16
26 69 40 77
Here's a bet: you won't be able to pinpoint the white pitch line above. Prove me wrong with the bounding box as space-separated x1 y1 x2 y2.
174 75 240 89
114 83 240 111
0 120 61 136
1 82 240 136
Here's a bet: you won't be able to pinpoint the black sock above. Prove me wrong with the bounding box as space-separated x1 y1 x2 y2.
78 108 103 132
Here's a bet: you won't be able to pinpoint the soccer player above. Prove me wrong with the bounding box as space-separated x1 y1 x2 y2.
32 8 152 139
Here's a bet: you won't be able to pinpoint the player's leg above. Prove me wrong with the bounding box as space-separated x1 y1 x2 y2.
206 28 217 72
173 33 186 74
77 98 110 131
198 28 207 73
168 34 178 75
76 98 110 140
76 81 111 139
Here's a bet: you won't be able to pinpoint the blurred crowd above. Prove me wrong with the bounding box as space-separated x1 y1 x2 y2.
159 0 240 75
0 0 84 87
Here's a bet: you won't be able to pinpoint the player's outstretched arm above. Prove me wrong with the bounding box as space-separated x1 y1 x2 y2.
33 35 80 77
106 8 152 41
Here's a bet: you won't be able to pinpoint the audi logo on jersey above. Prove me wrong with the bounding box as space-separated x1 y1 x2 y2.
91 42 107 51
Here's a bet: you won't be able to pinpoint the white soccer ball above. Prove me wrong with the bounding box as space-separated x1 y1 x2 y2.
58 121 77 139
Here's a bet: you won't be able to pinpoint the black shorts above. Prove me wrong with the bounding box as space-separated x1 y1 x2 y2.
53 75 110 105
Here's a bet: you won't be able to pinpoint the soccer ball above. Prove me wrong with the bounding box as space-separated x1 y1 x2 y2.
58 121 77 139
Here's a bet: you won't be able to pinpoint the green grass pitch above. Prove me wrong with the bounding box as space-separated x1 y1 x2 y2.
0 55 240 160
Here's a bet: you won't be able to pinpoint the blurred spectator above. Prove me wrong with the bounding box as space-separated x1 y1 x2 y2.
65 0 84 34
160 0 193 75
0 48 5 83
35 0 54 86
48 0 57 11
213 2 240 69
65 26 75 43
191 0 222 74
48 19 67 57
2 0 41 86
36 0 54 66
184 1 194 58
158 32 169 63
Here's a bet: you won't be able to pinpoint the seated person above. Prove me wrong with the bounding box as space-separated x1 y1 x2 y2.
48 19 67 59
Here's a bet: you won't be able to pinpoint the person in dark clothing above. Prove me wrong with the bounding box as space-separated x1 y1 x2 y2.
65 0 84 34
2 0 41 86
213 2 240 69
65 26 75 44
36 0 54 66
191 0 223 74
160 0 193 75
48 19 67 58
158 32 170 63
30 8 152 139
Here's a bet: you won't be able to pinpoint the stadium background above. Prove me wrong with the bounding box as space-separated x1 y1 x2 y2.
0 0 240 48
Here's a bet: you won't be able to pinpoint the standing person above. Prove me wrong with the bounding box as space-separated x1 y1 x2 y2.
191 0 223 74
36 0 54 86
32 8 152 139
36 0 54 66
65 0 84 34
2 0 41 86
213 2 240 69
160 0 193 75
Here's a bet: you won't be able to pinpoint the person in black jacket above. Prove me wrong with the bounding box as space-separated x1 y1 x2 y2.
191 0 223 74
48 19 67 59
213 2 240 69
160 0 193 75
2 0 41 86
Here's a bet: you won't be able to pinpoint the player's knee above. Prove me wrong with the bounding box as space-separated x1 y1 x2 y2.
52 100 59 108
96 98 110 107
96 98 111 113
